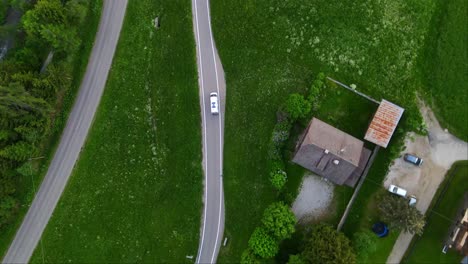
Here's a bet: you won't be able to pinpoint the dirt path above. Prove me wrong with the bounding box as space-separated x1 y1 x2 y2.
385 103 467 263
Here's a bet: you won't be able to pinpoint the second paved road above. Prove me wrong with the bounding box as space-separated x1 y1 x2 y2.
1 1 128 263
192 0 226 263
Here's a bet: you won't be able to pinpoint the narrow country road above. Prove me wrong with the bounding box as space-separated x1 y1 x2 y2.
1 1 128 263
192 0 226 263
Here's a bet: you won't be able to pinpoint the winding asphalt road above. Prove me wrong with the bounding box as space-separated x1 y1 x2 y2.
192 0 226 263
1 1 128 263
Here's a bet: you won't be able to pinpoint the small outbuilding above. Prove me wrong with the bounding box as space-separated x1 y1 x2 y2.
292 118 371 187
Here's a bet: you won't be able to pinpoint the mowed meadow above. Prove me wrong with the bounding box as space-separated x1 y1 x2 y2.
210 0 464 262
30 0 202 262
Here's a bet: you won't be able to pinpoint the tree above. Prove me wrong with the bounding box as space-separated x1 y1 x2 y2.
302 224 356 264
352 230 377 261
240 249 261 264
270 169 287 190
0 82 50 126
378 194 425 235
248 227 279 258
284 93 311 120
0 195 18 229
262 202 296 240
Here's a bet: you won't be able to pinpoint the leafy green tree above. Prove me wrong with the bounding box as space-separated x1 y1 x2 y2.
378 194 425 235
302 224 356 264
288 254 305 264
270 169 287 190
248 227 279 258
352 230 377 261
240 249 261 264
22 0 80 53
22 0 66 38
284 93 311 120
262 202 296 240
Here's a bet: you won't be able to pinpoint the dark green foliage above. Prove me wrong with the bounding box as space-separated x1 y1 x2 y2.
288 254 305 264
262 202 296 240
285 93 311 121
0 0 100 254
241 249 261 264
352 230 377 261
378 194 425 235
248 227 279 258
302 224 356 264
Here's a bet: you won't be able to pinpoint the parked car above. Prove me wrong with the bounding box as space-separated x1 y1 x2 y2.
210 92 219 114
409 195 417 206
388 184 407 197
404 153 423 166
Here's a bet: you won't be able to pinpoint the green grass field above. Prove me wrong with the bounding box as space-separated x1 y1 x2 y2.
211 0 439 261
419 0 468 141
404 161 468 264
30 0 202 262
0 0 103 258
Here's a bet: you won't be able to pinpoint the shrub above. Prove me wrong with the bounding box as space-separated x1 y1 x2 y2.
262 202 296 240
270 169 287 190
352 230 377 261
240 249 261 264
288 254 305 264
248 227 279 258
285 93 311 121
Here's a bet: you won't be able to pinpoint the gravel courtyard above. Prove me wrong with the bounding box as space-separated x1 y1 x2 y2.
385 103 468 263
292 174 334 224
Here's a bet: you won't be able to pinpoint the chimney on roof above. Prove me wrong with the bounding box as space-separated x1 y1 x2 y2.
324 149 329 154
333 160 340 165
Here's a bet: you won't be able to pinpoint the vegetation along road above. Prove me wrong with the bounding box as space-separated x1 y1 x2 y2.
1 1 128 262
192 0 226 262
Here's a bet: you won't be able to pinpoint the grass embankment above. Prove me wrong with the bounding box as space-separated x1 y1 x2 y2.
419 0 468 141
404 161 468 264
211 0 437 261
0 0 103 258
30 0 201 262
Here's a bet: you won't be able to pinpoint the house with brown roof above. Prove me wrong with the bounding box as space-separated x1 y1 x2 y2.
292 118 371 187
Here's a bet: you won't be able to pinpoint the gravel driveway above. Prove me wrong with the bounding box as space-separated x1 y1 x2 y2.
385 103 467 263
292 174 334 223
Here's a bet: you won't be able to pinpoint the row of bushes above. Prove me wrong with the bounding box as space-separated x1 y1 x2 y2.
240 73 328 263
0 0 95 230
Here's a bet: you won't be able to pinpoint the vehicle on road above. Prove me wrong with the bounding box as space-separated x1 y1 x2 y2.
404 153 423 166
388 184 407 197
210 92 219 114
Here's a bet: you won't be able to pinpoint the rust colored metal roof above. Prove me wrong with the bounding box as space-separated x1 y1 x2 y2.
365 100 404 148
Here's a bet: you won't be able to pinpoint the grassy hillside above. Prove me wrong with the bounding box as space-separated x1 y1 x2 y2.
419 0 468 141
210 0 438 261
30 0 202 262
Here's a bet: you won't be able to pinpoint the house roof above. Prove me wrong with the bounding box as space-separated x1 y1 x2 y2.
302 118 364 167
365 99 404 148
